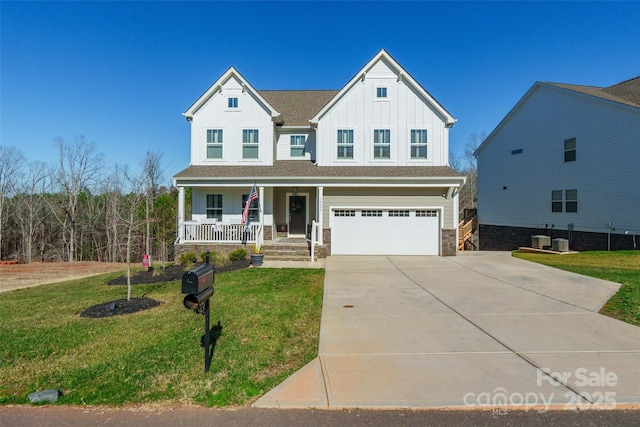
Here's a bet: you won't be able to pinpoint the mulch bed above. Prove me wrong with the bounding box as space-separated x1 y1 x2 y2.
107 259 251 286
82 259 251 318
79 298 161 318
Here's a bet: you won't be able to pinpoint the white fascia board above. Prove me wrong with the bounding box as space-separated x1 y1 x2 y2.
183 66 280 121
310 49 456 126
174 176 465 188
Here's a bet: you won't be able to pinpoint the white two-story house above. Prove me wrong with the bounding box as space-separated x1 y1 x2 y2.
173 49 466 257
475 76 640 251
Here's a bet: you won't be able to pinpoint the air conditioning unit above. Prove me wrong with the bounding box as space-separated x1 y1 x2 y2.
531 235 551 249
552 238 569 252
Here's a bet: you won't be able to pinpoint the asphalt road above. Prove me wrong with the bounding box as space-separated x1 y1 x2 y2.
2 407 640 427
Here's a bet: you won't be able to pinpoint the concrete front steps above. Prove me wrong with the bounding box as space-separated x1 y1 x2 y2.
261 238 327 261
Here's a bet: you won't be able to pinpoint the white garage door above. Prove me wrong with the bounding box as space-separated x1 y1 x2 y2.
331 208 440 255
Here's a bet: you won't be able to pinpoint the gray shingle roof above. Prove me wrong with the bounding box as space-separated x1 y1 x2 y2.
547 76 640 109
259 90 339 126
174 161 464 181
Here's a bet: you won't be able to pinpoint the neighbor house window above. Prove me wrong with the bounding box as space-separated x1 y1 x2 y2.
206 129 223 159
228 97 238 108
241 194 259 222
376 87 387 98
206 194 222 221
242 129 259 159
551 190 563 212
565 189 578 212
290 135 305 157
337 129 354 159
410 129 428 159
373 129 391 159
564 138 576 162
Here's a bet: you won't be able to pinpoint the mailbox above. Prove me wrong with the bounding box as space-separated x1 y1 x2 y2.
182 263 214 295
181 252 217 372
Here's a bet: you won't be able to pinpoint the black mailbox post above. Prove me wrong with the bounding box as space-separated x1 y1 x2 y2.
181 252 215 372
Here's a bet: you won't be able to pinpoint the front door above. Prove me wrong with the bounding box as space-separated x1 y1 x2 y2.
289 195 306 235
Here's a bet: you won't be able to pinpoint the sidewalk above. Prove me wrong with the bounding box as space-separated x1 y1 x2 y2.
254 254 640 409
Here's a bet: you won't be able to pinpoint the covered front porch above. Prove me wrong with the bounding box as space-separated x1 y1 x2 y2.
176 185 325 249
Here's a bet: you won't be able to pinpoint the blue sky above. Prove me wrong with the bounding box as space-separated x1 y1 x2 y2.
2 1 639 184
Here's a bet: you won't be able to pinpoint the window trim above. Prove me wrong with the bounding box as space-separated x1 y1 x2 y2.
242 129 260 159
336 129 355 160
290 135 306 158
375 86 388 99
409 129 428 160
564 138 576 162
373 129 391 160
206 129 223 159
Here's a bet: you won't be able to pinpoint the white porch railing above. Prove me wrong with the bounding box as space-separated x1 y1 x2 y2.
309 220 321 262
181 221 260 243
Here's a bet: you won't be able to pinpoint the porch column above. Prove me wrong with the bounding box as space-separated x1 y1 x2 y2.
178 186 185 243
317 186 323 245
259 186 264 244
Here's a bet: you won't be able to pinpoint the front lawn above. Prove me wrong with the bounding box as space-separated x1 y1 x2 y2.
0 267 324 406
513 250 640 326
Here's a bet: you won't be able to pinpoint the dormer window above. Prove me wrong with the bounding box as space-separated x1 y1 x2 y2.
228 97 238 108
376 87 387 98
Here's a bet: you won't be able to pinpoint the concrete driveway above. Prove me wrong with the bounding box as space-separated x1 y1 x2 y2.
254 253 640 410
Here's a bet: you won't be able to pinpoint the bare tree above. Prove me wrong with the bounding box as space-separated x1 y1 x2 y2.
54 136 104 262
141 150 164 268
118 165 146 301
0 146 25 260
15 162 49 263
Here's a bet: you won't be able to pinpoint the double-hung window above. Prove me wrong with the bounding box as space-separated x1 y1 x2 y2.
551 189 578 213
373 129 390 159
290 135 305 157
564 138 576 162
551 190 563 212
228 97 238 108
206 129 223 159
206 194 222 221
241 194 259 222
337 129 354 159
410 129 428 159
565 189 578 213
242 129 259 159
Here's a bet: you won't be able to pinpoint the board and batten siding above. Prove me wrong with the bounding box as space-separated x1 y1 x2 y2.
477 84 640 235
315 59 449 167
322 187 454 228
190 75 274 166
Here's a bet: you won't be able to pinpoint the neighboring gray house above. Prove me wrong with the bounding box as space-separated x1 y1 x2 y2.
475 77 640 251
173 50 466 257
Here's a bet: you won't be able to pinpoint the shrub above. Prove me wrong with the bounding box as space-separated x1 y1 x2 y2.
200 250 228 267
228 248 247 262
179 251 197 265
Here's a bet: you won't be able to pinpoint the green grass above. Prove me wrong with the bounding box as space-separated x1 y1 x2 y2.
513 250 640 326
0 267 324 406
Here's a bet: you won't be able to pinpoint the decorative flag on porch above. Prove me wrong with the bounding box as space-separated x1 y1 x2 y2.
242 184 258 225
